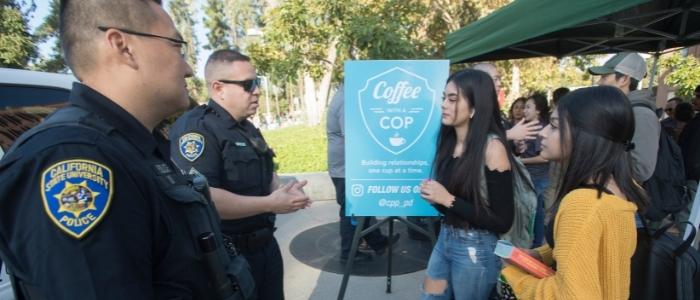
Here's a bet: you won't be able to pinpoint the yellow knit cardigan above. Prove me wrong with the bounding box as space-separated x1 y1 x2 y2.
502 188 638 299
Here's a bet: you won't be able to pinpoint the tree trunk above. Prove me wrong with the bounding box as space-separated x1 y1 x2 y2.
315 38 339 124
508 65 520 105
303 73 320 125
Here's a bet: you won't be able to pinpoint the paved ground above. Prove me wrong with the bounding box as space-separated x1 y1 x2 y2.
276 200 425 300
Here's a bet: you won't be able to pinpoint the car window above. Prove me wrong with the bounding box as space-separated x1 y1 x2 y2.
0 85 70 108
0 84 70 151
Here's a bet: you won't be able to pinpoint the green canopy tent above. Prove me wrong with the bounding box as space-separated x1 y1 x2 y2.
446 0 700 65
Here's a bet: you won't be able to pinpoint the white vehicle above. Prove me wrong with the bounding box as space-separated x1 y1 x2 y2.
0 67 76 299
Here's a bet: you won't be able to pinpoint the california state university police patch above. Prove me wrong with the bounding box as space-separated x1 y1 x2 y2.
41 159 113 239
179 132 205 162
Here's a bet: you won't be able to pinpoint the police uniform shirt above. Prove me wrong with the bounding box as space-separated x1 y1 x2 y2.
0 83 220 299
169 100 275 234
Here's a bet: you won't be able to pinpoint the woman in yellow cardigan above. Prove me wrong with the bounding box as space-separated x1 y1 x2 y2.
501 86 648 299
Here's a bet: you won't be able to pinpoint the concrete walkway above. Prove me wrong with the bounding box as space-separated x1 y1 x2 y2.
275 173 425 300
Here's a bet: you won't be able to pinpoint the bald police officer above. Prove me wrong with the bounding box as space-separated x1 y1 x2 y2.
169 49 311 300
0 1 253 299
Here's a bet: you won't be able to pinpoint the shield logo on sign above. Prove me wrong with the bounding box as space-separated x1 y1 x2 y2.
357 67 436 155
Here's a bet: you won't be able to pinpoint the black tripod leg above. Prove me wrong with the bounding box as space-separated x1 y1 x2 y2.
386 217 394 293
337 216 366 300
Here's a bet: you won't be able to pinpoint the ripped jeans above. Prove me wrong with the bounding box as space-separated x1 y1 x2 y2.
421 224 500 300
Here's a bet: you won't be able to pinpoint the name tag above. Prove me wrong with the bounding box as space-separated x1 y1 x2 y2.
235 142 247 147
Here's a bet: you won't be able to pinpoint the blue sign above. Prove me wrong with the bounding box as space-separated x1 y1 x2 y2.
345 60 448 216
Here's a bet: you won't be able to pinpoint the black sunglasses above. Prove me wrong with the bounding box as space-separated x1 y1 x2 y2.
217 77 261 93
97 26 188 56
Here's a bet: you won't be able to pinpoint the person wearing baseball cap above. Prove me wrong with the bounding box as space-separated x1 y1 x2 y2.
589 52 660 183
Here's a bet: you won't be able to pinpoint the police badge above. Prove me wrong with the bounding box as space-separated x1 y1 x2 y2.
41 159 113 239
179 132 205 162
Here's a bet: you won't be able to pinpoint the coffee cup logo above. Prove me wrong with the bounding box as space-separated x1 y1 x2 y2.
389 133 406 147
358 67 436 155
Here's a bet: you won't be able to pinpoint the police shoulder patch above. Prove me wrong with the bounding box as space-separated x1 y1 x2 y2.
41 159 113 239
179 132 206 162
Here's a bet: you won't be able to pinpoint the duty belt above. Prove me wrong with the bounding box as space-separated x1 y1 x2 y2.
224 227 275 251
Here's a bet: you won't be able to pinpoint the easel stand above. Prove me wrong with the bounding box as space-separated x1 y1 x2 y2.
337 216 437 300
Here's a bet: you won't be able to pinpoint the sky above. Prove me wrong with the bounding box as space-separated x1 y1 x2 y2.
28 0 213 77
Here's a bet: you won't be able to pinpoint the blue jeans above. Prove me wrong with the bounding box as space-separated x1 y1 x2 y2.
421 224 500 300
532 176 549 247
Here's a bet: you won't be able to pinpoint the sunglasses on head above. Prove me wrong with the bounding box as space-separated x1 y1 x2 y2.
217 77 261 93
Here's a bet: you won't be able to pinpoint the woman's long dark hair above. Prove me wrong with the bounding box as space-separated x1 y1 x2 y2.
553 86 648 212
434 69 511 212
528 92 550 124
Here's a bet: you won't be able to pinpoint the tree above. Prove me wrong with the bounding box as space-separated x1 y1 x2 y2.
660 52 700 99
203 0 233 50
249 0 436 125
0 0 36 68
33 0 66 72
168 0 206 102
223 0 263 51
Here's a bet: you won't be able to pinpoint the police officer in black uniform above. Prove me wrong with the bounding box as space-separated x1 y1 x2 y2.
169 49 311 300
0 1 253 299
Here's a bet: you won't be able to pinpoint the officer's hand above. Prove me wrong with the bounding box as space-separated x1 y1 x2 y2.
289 180 312 208
267 181 311 214
506 119 542 141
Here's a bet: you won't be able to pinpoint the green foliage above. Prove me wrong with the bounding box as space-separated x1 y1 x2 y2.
0 0 36 68
169 0 207 102
223 0 263 50
203 0 233 50
32 0 65 72
493 57 591 98
262 125 327 173
168 0 200 68
660 53 700 99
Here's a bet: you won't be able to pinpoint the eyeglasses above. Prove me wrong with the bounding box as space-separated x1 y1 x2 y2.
217 77 261 93
97 26 188 57
664 108 674 113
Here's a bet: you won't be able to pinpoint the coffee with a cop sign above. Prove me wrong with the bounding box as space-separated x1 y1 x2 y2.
345 60 448 216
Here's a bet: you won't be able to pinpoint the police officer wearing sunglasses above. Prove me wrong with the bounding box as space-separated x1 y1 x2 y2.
169 49 312 300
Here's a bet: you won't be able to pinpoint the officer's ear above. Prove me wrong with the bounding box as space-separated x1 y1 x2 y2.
102 28 139 70
211 80 225 100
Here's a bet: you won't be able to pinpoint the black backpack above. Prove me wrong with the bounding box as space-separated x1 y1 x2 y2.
630 221 700 300
632 103 692 221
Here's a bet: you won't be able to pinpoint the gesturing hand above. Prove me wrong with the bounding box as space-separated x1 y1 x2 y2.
507 119 542 141
420 179 454 208
268 180 312 214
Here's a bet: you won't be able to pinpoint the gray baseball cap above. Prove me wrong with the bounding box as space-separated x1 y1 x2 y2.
588 52 647 81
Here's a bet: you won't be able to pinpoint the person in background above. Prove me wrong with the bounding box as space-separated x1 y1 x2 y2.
473 63 542 142
691 85 700 112
518 92 550 247
507 97 527 128
326 84 397 262
502 86 648 299
661 97 683 136
665 100 693 142
551 87 570 109
420 69 514 300
588 52 659 183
